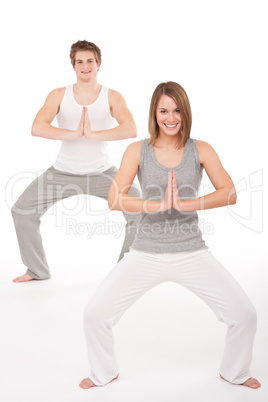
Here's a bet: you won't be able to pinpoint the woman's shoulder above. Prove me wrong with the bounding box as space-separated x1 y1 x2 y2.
124 139 150 167
196 140 217 164
126 138 150 152
126 140 142 152
124 140 142 160
196 140 215 152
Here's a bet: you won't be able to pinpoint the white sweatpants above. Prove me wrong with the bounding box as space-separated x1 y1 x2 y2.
83 249 257 386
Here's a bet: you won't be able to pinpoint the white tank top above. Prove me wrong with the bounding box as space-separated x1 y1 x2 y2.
53 84 115 174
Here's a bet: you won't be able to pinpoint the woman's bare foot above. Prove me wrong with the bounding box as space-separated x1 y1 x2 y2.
79 378 96 389
243 377 261 388
13 273 34 283
220 374 261 388
79 374 119 389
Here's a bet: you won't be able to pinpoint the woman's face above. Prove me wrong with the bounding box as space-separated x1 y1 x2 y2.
156 94 182 137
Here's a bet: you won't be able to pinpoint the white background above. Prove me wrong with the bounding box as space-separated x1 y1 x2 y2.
1 1 267 401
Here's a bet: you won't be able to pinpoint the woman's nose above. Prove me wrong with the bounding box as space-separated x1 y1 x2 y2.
166 112 175 122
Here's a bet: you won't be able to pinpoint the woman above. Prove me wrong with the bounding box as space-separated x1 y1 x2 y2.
79 82 261 390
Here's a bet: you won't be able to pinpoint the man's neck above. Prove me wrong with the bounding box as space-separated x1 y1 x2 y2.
74 78 100 93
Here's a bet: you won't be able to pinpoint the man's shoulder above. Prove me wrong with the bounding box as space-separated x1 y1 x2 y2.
108 88 124 100
45 87 66 105
49 86 66 97
108 88 127 110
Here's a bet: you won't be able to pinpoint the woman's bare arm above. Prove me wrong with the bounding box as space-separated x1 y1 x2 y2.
176 141 237 211
108 141 167 213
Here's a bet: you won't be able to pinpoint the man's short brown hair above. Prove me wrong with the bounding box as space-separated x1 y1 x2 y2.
70 40 102 67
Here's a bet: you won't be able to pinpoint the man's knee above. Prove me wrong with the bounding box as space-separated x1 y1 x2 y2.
11 202 37 223
11 202 23 221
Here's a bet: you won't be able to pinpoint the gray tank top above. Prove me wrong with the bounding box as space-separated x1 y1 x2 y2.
131 138 207 253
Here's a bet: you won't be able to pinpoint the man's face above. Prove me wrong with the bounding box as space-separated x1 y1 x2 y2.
73 50 101 80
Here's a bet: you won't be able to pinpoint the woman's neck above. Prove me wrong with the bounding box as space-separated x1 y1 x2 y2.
154 133 182 150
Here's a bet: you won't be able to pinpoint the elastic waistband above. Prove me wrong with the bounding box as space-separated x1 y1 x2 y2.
129 247 210 260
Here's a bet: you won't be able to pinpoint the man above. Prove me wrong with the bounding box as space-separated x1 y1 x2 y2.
11 40 140 282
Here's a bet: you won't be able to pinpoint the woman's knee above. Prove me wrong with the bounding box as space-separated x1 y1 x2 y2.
83 302 111 328
234 300 257 330
245 302 257 327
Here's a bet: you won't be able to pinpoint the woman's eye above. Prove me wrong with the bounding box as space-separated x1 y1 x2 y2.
175 109 180 113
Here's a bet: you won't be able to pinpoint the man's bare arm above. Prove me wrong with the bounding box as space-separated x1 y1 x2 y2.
31 88 83 140
84 90 137 141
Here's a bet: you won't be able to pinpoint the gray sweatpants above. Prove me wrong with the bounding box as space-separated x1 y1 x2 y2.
11 165 141 280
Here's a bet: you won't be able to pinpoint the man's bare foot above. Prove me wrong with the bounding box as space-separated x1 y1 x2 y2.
220 374 261 388
13 273 34 283
79 374 119 389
